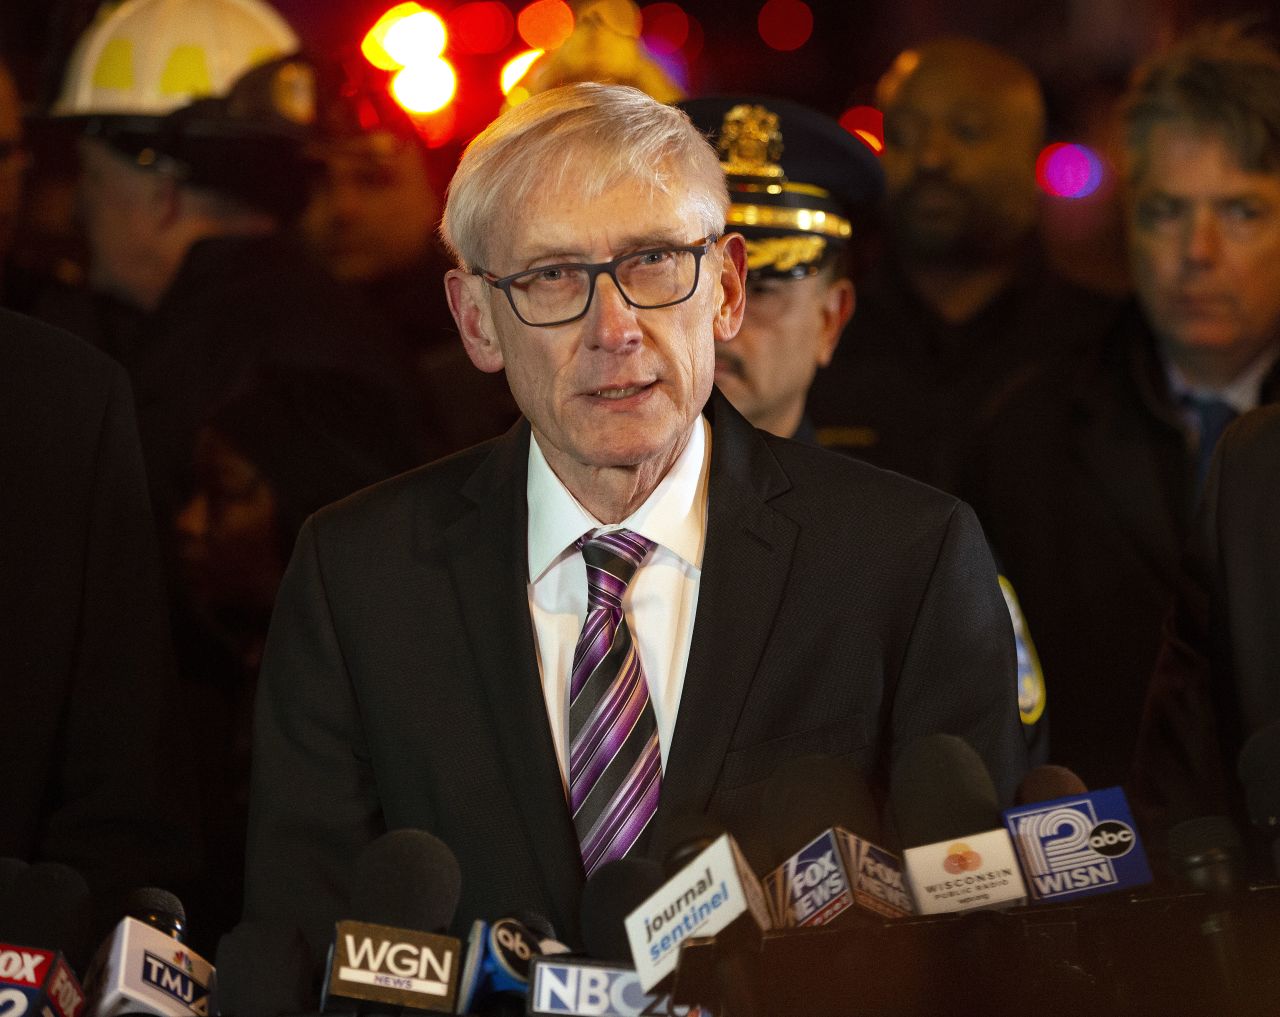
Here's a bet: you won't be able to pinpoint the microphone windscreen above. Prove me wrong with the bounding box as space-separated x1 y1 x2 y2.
1237 722 1280 832
0 862 93 966
214 921 315 1016
761 755 880 867
578 858 664 964
1015 765 1088 805
654 814 726 877
350 829 462 933
889 734 1000 848
1168 815 1245 895
125 886 187 939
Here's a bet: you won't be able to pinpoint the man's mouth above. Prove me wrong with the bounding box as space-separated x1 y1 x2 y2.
590 383 652 399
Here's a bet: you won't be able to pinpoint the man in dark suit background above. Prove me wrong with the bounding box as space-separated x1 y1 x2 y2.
1133 404 1280 870
0 308 193 926
242 83 1027 961
961 25 1280 791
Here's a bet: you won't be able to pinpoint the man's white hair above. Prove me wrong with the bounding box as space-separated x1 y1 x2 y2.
441 82 727 271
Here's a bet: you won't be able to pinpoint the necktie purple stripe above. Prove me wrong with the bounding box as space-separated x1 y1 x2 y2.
570 657 647 811
568 529 661 875
569 609 613 700
569 644 640 774
581 735 662 874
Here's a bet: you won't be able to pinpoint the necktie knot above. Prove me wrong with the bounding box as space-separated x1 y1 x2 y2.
578 530 655 607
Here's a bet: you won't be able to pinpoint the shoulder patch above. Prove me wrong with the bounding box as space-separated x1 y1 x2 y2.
998 575 1047 726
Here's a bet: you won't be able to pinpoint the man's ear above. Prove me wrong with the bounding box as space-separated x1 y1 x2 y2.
712 233 747 343
816 277 855 367
445 269 505 373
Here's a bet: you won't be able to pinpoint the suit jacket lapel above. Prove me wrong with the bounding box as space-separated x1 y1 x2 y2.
432 421 583 935
651 392 799 849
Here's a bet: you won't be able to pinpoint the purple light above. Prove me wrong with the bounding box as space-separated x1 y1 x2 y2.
1036 143 1104 199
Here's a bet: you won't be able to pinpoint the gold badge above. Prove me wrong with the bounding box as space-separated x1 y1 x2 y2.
718 104 784 179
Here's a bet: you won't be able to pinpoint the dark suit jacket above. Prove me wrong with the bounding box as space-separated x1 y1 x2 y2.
962 302 1280 789
1133 404 1280 863
0 309 192 923
243 391 1026 959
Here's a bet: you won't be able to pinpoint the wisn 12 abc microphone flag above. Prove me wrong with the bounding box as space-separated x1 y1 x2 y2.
1002 786 1153 902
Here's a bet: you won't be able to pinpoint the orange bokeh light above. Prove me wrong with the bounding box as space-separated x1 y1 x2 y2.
517 0 575 50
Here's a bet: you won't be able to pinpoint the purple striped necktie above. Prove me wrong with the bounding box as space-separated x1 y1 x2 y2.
569 529 662 877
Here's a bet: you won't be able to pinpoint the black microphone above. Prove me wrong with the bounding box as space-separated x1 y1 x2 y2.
1168 815 1248 1012
1014 764 1087 805
888 733 1028 914
320 829 464 1015
213 922 315 1017
84 887 215 1017
1237 721 1280 878
0 862 90 1017
759 755 912 927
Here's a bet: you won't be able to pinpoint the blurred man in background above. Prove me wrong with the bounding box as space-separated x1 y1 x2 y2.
808 37 1116 490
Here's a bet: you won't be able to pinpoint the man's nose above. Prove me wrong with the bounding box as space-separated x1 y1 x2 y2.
1183 207 1222 267
915 122 953 172
586 273 644 351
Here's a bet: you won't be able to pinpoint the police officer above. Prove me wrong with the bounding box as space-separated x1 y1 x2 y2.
679 96 881 441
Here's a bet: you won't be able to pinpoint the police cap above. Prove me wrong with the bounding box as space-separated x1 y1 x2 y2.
679 96 883 279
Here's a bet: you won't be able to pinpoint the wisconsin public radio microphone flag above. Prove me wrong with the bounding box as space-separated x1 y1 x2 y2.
1002 786 1153 902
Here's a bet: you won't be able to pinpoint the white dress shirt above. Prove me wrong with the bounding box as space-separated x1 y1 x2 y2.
526 417 711 789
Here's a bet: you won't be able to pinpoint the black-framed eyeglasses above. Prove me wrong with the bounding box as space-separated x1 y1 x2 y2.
474 235 719 328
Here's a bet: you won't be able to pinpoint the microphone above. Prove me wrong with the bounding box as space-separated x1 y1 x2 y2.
888 734 1028 914
84 888 215 1017
1168 815 1248 1012
212 922 315 1017
320 829 464 1015
1237 722 1280 878
1013 764 1087 805
1002 765 1153 902
453 916 549 1016
759 756 912 928
527 860 683 1017
0 862 91 1017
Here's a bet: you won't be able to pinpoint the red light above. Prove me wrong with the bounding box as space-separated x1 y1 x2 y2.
758 0 812 51
642 3 688 56
518 0 575 50
449 2 516 55
1036 143 1104 199
683 13 703 61
839 106 884 154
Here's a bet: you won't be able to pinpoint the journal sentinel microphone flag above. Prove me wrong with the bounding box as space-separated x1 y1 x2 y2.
1002 786 1153 902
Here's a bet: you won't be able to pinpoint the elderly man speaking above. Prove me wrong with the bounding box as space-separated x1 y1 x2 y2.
242 83 1025 959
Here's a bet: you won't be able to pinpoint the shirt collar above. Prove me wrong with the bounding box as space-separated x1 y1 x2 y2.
1165 344 1280 415
527 416 711 583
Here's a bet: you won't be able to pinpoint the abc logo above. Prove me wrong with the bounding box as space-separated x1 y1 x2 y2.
1088 821 1135 858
